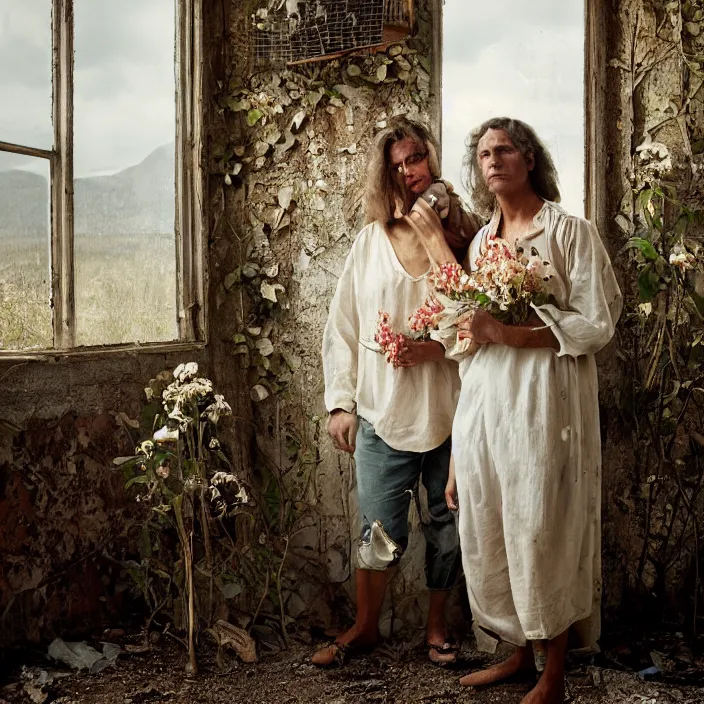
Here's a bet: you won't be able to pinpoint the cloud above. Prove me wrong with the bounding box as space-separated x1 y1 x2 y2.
441 0 585 216
443 1 583 64
0 0 174 176
0 4 52 149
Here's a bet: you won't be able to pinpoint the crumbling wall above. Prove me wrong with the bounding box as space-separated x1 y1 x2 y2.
597 0 704 627
0 353 209 648
209 0 442 633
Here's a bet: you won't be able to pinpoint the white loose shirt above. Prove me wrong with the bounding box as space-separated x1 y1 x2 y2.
322 221 460 453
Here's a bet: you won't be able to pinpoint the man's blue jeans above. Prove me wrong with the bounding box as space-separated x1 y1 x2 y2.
354 417 460 590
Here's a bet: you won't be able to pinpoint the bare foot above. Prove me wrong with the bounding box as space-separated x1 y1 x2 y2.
311 624 377 667
520 674 565 704
459 647 535 687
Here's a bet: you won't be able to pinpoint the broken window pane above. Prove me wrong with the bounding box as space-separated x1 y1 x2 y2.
0 1 53 149
73 0 177 346
0 152 52 350
442 1 585 217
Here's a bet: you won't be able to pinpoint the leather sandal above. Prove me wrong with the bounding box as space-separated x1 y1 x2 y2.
428 640 460 667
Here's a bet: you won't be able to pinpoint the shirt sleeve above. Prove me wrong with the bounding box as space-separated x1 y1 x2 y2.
322 244 359 413
533 217 623 357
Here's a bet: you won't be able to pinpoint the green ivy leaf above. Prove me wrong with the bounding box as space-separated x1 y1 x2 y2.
474 292 490 306
637 264 661 301
126 474 151 489
247 108 264 126
627 237 659 261
226 98 251 112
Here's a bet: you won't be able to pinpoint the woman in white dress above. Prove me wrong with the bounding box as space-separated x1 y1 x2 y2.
409 117 622 703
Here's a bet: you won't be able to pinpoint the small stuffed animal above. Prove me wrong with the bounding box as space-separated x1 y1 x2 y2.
419 180 451 219
418 179 481 264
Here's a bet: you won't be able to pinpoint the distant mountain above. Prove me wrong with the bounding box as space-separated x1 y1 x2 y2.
75 143 175 236
0 169 50 240
0 143 175 240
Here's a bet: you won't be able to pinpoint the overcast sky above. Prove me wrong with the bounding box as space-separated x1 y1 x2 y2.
0 0 174 177
1 0 584 209
442 0 585 217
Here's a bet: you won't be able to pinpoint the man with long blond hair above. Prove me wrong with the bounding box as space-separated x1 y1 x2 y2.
314 117 480 667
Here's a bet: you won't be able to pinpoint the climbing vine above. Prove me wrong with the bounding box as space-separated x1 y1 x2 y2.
611 0 704 635
213 40 431 402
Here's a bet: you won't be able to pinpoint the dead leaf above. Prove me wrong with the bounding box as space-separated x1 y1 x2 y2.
278 186 294 210
209 620 257 663
255 338 274 357
291 110 306 131
250 385 270 402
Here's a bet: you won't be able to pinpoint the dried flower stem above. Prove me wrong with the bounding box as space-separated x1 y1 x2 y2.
174 495 198 675
276 536 290 647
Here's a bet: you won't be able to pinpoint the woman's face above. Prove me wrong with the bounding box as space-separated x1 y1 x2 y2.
476 128 534 198
389 137 433 197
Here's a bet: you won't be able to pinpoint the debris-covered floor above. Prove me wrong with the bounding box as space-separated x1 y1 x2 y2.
3 632 704 704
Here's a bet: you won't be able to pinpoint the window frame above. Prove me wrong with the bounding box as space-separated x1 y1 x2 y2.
434 0 601 226
0 0 206 360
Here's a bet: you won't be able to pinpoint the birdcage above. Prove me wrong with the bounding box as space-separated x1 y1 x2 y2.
253 0 415 67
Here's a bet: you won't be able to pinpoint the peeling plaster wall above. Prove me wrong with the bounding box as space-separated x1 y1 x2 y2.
210 0 443 633
0 352 209 648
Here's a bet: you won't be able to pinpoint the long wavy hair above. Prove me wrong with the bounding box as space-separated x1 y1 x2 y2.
364 117 441 230
462 117 561 218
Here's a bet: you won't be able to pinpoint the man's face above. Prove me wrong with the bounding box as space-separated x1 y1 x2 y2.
389 137 433 197
477 128 534 198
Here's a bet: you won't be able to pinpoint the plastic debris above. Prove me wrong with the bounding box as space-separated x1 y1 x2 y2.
47 638 121 673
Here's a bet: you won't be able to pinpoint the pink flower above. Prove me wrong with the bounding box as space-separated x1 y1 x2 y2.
375 311 409 368
408 296 445 338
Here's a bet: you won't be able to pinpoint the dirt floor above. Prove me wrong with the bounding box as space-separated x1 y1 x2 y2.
3 632 704 704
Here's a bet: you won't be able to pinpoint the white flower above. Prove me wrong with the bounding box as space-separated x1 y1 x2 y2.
639 302 653 317
162 378 214 406
153 425 179 444
137 440 155 457
669 244 695 272
209 438 221 449
156 464 170 479
168 406 192 429
210 472 249 508
202 394 232 424
173 362 199 383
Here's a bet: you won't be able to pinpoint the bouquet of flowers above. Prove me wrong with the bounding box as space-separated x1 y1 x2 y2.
376 239 556 366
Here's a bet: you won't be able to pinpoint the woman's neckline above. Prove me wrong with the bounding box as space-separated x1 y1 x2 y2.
381 222 431 281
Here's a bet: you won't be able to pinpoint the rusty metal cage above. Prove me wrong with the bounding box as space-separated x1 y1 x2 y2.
253 0 414 67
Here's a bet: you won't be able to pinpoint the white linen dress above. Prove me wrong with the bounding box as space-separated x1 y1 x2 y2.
453 201 622 651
